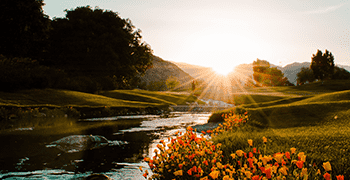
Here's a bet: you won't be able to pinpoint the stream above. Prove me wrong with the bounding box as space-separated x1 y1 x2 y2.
0 112 212 180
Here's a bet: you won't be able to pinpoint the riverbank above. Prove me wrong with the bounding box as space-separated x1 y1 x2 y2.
0 88 203 131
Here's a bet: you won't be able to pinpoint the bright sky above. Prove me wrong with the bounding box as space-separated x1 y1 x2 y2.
43 0 350 75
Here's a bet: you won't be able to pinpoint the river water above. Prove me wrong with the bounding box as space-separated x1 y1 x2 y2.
0 112 212 180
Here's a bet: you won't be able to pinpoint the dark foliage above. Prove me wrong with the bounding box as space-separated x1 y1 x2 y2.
47 6 153 89
0 0 51 60
310 49 335 81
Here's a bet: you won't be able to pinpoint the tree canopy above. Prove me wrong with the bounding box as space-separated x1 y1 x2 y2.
310 49 335 81
252 59 292 86
0 0 51 60
296 67 315 85
48 6 153 89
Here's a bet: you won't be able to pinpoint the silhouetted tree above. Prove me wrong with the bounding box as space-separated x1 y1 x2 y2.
296 67 316 85
166 76 180 90
333 66 350 80
48 6 152 89
310 49 335 81
0 0 51 60
253 59 292 86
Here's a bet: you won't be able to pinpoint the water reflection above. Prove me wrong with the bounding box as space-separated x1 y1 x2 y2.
0 113 211 179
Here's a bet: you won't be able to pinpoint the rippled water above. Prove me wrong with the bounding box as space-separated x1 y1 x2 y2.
0 112 211 180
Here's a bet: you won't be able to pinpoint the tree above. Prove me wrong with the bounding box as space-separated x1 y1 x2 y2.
333 66 350 80
252 59 292 86
296 67 315 85
48 6 152 89
310 49 335 81
0 0 51 60
166 76 180 90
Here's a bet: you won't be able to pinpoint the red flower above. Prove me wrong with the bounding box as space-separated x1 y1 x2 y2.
285 151 291 159
252 175 262 180
296 160 304 169
203 160 209 166
248 158 254 168
253 148 257 153
249 152 253 158
187 169 192 176
265 168 271 179
337 175 344 180
323 172 331 180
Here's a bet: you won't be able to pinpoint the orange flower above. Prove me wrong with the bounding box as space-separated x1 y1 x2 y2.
187 126 193 131
337 175 344 180
323 172 331 180
143 172 147 178
323 162 332 171
248 139 253 146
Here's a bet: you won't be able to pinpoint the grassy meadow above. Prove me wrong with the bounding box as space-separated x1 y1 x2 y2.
0 88 202 131
206 80 350 178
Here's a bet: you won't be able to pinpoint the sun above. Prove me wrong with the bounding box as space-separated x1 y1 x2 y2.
211 65 234 76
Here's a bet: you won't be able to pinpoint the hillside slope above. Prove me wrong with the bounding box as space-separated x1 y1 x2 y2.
139 56 193 90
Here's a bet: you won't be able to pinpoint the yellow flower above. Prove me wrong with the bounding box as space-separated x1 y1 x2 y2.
301 168 308 177
174 170 183 176
209 170 220 179
230 153 236 159
248 139 253 146
279 166 288 176
223 175 230 180
217 162 223 169
323 162 332 171
274 153 284 164
262 136 267 143
245 171 252 178
290 147 296 154
301 155 306 162
200 176 209 180
236 150 244 157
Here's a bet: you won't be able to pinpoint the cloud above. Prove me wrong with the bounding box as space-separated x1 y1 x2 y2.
302 3 347 14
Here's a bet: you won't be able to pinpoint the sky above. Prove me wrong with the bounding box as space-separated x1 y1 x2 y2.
43 0 350 75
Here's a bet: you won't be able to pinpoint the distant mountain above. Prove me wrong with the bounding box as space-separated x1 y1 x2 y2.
280 62 350 84
139 56 193 90
280 62 310 84
171 61 214 80
171 61 350 86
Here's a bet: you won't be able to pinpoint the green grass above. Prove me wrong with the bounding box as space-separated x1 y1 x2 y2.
212 111 350 177
208 80 350 177
0 89 202 109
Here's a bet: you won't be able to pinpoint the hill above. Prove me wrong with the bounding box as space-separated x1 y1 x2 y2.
280 62 310 84
170 61 214 80
173 60 350 86
139 56 193 90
